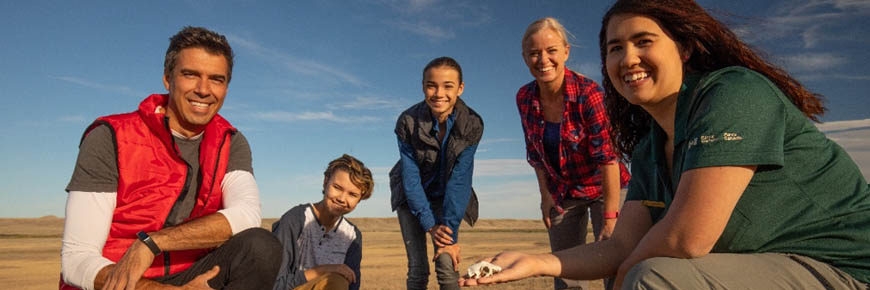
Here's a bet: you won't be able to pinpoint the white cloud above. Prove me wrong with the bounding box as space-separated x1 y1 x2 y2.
794 74 870 82
816 119 870 181
226 34 365 87
375 0 437 13
254 111 381 123
390 20 456 40
730 0 869 81
473 180 540 219
762 0 870 47
52 76 145 97
334 96 406 110
777 53 847 72
830 75 870 80
473 159 533 177
770 0 870 24
800 24 824 49
375 0 491 41
815 118 870 132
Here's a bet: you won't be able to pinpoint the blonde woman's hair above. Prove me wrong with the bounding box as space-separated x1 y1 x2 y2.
521 17 573 51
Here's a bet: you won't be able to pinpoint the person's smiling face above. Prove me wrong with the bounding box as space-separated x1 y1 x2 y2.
162 47 229 137
523 28 570 85
605 14 689 110
321 169 362 217
423 66 464 122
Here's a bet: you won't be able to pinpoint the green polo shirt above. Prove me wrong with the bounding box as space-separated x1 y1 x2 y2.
626 66 870 282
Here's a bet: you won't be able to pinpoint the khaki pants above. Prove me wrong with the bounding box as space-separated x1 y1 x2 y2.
293 273 350 290
623 253 869 290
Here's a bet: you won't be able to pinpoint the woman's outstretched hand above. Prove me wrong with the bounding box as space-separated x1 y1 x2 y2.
459 251 553 287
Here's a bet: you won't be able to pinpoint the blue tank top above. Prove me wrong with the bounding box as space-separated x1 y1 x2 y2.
543 121 561 171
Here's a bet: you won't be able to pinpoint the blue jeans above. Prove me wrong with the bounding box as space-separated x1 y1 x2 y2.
397 203 460 290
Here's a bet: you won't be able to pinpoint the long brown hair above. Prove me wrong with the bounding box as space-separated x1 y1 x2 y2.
598 0 825 158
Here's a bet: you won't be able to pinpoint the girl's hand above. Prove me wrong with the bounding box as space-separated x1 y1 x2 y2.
428 225 455 248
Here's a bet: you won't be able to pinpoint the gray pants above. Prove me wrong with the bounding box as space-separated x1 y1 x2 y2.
548 198 605 290
397 204 460 290
623 253 869 290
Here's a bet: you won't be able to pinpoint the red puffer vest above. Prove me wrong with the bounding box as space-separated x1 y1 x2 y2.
60 94 236 289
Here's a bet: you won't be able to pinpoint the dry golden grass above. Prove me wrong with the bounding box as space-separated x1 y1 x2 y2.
0 216 602 290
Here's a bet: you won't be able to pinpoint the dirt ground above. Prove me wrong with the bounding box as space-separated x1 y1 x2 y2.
0 216 602 290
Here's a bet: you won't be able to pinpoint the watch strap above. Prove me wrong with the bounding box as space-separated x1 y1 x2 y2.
136 231 162 255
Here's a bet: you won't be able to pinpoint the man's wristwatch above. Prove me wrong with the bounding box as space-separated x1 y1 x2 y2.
136 231 162 255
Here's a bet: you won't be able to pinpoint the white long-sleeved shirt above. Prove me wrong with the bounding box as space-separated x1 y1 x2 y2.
60 170 261 290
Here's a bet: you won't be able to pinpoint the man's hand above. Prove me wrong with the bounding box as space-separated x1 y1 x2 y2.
434 244 462 270
597 218 617 241
304 264 356 284
540 195 555 229
459 251 552 286
428 224 454 248
103 239 156 290
178 266 219 290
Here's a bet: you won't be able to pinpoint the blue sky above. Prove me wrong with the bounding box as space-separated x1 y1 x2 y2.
1 0 868 219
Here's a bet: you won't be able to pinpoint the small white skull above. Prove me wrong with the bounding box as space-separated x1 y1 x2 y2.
466 261 502 279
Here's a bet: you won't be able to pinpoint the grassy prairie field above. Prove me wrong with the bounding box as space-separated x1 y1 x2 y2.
0 216 602 290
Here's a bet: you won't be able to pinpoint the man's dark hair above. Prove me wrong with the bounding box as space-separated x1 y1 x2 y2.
164 26 235 82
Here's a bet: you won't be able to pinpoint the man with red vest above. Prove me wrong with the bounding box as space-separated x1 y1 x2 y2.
60 26 282 290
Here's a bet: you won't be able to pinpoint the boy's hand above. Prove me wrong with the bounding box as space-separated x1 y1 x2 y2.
305 264 356 284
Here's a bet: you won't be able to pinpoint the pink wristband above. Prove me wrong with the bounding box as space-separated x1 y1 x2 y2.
604 211 619 219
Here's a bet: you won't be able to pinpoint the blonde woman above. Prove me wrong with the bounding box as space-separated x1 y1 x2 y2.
516 17 630 290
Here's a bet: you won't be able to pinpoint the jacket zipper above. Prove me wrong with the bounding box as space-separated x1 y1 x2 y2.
161 117 192 275
201 130 232 211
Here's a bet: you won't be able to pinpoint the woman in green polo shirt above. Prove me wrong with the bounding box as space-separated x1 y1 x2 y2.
461 0 870 289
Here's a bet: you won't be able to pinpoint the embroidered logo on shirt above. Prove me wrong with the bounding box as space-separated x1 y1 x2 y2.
700 135 718 144
723 132 743 141
688 132 743 148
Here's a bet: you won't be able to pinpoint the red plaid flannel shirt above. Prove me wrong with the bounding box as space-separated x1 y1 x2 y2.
517 69 630 211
